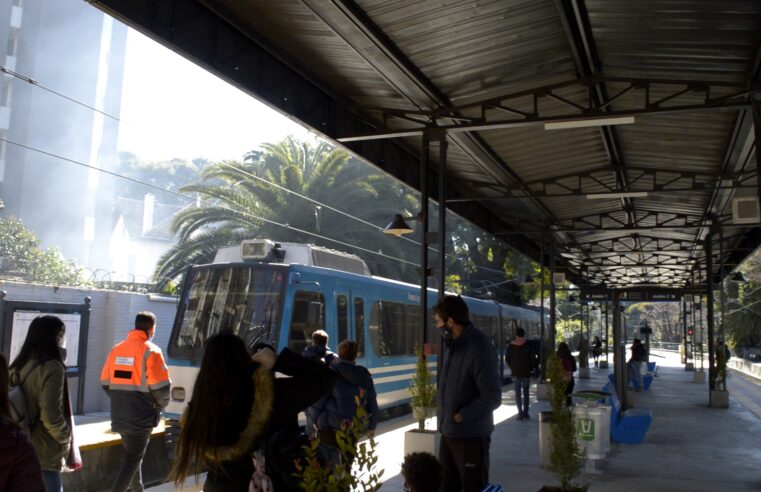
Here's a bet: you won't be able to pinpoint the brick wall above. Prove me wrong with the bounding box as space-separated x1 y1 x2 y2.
0 281 178 413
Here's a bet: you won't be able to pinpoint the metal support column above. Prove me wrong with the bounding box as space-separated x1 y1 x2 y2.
420 132 430 350
547 241 557 382
706 231 716 391
603 301 610 367
613 291 628 410
437 133 448 299
752 98 761 206
539 234 546 381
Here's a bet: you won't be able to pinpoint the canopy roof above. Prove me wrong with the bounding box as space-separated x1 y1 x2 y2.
91 0 761 291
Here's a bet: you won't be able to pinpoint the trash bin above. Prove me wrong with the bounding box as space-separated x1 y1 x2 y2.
539 411 553 469
573 402 610 460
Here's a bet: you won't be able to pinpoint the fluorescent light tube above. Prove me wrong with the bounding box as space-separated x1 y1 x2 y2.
587 191 649 200
545 116 635 130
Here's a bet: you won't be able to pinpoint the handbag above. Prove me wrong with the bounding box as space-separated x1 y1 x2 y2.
62 377 83 473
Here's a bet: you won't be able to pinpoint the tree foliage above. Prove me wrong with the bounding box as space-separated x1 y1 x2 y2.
0 217 86 286
116 152 208 205
547 353 584 491
153 137 418 286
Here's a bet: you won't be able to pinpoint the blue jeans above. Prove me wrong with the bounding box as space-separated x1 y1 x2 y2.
514 376 530 416
42 470 62 492
629 361 644 390
112 431 152 492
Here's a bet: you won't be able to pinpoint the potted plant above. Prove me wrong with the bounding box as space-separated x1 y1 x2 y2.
404 347 439 455
539 353 586 492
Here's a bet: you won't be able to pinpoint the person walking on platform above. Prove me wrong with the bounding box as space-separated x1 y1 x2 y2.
314 339 378 465
556 342 576 407
434 295 501 492
628 339 646 392
10 315 71 492
168 332 337 491
1 352 45 492
101 312 170 492
506 327 535 420
592 336 603 367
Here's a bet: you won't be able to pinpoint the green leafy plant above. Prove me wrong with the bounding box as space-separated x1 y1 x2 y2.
409 347 436 430
546 353 585 492
295 396 384 492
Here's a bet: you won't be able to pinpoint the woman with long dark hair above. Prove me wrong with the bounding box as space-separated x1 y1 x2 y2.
10 316 71 492
1 352 45 491
556 342 577 407
168 331 336 491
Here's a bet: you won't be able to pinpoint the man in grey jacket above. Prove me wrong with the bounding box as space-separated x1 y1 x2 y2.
434 296 502 492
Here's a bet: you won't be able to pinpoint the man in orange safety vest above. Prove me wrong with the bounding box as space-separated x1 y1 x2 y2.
101 311 170 492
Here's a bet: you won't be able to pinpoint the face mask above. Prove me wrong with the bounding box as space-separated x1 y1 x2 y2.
58 347 68 363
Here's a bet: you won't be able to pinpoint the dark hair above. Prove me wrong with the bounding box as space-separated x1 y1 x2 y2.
311 329 329 346
401 452 442 492
10 315 65 370
557 342 571 359
135 311 156 332
0 353 10 422
516 327 526 338
433 295 469 326
338 340 358 362
169 331 257 484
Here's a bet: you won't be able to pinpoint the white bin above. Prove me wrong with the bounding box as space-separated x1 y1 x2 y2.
573 403 611 460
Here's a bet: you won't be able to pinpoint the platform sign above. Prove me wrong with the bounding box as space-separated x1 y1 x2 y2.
10 311 81 367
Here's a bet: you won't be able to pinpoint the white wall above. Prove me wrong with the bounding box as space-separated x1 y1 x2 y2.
0 281 178 413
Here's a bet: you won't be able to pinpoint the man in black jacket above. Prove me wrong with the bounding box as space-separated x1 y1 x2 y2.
506 327 535 420
434 296 502 492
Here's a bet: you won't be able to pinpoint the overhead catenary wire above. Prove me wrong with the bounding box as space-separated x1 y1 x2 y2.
0 64 530 284
0 136 420 268
0 66 121 122
3 135 525 284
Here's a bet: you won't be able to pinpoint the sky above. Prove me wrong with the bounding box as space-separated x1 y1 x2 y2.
117 28 312 163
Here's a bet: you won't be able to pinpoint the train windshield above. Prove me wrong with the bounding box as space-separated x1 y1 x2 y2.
169 264 286 360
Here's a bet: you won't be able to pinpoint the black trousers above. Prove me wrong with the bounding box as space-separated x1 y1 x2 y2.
439 434 490 492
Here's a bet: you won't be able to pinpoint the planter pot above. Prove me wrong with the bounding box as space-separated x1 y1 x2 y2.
598 361 609 369
404 429 440 456
692 370 705 384
685 362 694 371
710 389 729 408
536 382 549 401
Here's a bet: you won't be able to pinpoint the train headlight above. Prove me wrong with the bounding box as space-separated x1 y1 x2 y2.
171 387 186 402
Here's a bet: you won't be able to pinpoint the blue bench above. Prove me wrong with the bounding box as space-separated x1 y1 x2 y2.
607 369 653 391
607 390 653 444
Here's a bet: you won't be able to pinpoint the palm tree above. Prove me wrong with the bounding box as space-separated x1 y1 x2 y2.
154 137 419 286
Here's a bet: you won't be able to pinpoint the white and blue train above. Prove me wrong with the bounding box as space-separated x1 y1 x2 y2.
164 239 546 418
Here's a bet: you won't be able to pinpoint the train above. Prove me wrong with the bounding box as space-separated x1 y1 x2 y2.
163 239 547 418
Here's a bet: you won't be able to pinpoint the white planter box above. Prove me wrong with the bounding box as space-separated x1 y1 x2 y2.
404 429 440 457
710 389 729 408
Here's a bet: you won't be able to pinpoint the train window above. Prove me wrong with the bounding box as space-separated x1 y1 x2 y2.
337 295 348 343
289 291 325 354
369 301 417 356
355 298 365 357
171 265 284 360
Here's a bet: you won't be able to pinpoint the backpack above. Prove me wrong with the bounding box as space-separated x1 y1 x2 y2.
8 362 40 436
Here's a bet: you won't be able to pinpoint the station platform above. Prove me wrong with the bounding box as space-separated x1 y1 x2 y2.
146 350 761 490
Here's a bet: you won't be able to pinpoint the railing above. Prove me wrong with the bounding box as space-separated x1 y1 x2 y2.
649 341 680 352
